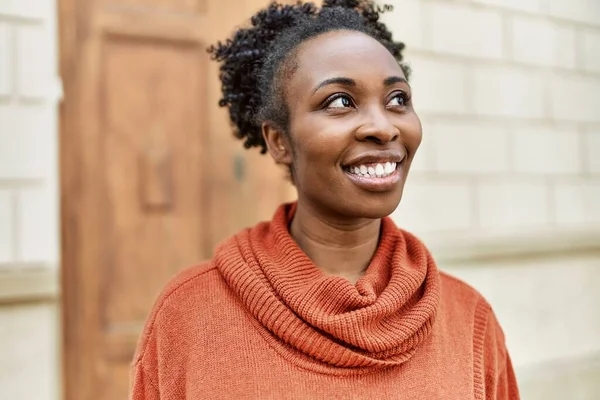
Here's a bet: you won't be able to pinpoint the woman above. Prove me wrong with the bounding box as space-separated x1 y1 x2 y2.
130 1 520 399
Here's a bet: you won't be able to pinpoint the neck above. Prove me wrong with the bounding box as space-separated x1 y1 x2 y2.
289 201 381 284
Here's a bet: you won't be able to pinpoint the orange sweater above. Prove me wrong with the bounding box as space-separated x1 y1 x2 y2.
131 203 519 399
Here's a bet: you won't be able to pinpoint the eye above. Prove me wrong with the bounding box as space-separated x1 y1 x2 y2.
387 92 409 107
325 94 354 109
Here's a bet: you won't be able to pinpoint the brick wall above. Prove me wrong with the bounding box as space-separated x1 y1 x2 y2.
0 0 60 267
0 1 60 400
381 1 600 397
381 0 600 235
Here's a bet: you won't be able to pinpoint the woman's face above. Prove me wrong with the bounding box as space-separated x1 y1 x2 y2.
267 30 422 220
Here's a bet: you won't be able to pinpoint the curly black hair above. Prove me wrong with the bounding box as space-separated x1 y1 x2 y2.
208 0 409 154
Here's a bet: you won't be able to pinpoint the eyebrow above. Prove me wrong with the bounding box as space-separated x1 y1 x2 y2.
312 76 409 94
384 76 409 86
312 77 356 94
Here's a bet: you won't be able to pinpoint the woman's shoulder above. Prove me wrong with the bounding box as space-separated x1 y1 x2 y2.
132 261 228 365
437 270 506 343
437 270 498 327
148 261 228 315
159 261 219 298
437 271 515 391
438 270 488 306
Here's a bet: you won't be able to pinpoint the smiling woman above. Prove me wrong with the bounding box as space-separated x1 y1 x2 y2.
130 1 520 399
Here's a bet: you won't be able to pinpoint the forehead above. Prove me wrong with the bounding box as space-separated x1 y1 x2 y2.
290 30 404 88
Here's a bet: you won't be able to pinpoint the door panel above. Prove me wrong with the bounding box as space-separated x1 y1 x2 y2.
102 37 206 327
59 1 296 399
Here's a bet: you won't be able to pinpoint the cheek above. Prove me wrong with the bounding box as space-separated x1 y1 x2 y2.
290 116 353 165
399 113 423 156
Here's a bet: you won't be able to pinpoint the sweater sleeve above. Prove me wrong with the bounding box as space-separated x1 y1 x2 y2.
494 353 519 400
130 362 160 400
128 263 214 400
480 302 520 400
129 282 168 400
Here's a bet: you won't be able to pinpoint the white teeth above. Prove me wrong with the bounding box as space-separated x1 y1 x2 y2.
384 162 393 174
346 161 399 178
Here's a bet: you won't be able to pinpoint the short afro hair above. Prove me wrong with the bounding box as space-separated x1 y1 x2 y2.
208 0 409 153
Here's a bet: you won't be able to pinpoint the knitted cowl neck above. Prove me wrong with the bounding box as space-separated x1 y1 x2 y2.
214 202 441 371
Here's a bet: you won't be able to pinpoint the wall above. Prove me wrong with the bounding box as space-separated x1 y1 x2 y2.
0 0 61 399
381 0 600 398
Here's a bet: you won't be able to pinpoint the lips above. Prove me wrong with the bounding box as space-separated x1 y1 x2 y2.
343 163 402 192
340 150 406 192
341 149 405 169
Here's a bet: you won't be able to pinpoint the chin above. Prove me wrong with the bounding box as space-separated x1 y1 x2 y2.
300 175 407 221
337 190 404 220
356 200 401 219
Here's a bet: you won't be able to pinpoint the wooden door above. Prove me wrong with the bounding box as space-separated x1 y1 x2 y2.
58 1 296 399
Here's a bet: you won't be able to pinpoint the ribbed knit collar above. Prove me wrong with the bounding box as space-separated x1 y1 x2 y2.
214 202 441 371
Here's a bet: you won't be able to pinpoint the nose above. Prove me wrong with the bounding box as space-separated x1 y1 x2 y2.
355 106 400 144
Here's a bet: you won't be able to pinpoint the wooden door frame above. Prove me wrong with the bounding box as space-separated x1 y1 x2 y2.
58 1 210 398
58 0 89 398
58 2 221 398
59 0 123 397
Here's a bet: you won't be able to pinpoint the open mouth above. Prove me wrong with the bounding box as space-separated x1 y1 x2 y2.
343 161 399 178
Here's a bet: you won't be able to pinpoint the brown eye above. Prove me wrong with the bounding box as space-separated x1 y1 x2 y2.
326 94 353 109
387 92 408 107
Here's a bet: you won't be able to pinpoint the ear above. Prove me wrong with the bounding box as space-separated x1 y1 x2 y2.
262 122 293 166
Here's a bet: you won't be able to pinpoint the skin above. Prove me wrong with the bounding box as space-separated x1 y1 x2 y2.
263 30 422 283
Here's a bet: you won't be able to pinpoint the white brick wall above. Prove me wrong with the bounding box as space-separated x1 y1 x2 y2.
510 16 577 69
16 24 53 99
587 129 600 174
0 190 13 264
427 2 504 60
0 0 51 21
409 56 468 114
430 120 511 173
393 177 474 232
17 186 59 263
0 303 59 400
471 65 546 119
381 0 600 237
379 0 424 50
381 1 600 393
0 0 59 268
582 30 600 73
0 22 11 97
554 180 600 226
0 0 60 397
472 0 544 14
513 125 581 174
552 74 600 123
0 104 53 179
548 0 600 27
477 179 550 229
